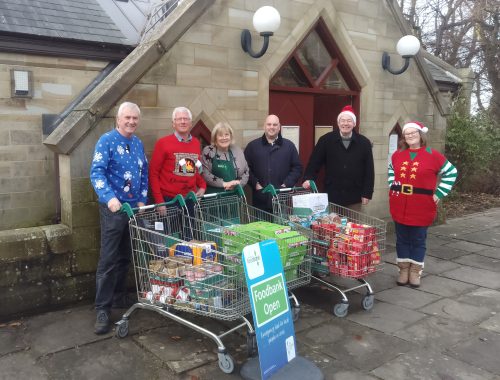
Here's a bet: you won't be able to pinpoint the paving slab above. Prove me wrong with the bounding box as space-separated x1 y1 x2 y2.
393 315 480 349
0 323 28 356
16 306 106 357
425 233 457 248
18 304 169 357
456 287 500 312
419 298 493 323
38 337 175 380
442 240 487 253
349 268 398 294
346 301 426 334
426 246 471 260
418 255 462 274
293 303 334 334
297 319 412 372
372 348 496 380
442 266 500 289
324 370 379 380
447 331 500 375
461 230 500 247
479 313 500 333
476 247 500 259
453 253 500 272
0 351 50 380
414 274 477 298
375 286 441 309
133 324 230 367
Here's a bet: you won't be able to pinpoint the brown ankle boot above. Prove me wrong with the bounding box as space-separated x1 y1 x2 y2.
396 262 410 286
409 263 423 288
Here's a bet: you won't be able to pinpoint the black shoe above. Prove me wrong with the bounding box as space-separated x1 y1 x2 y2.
94 310 110 335
112 295 136 309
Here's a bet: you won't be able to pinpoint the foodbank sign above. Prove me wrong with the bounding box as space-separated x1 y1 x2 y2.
251 273 289 328
243 240 296 380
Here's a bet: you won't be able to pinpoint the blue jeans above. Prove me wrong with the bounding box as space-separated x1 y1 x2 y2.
95 204 131 311
394 222 427 266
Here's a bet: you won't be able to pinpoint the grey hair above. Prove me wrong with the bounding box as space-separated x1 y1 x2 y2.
172 106 193 121
117 102 140 117
211 122 235 145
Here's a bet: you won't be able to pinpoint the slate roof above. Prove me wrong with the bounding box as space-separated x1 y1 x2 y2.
425 58 462 85
0 0 128 45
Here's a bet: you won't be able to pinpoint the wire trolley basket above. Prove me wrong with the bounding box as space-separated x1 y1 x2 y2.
115 196 256 374
185 186 312 321
263 182 386 318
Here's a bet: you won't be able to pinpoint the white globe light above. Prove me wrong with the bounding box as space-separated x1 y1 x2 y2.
252 6 281 34
396 35 421 57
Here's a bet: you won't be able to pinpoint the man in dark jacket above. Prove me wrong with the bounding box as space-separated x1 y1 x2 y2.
244 114 303 212
302 105 374 208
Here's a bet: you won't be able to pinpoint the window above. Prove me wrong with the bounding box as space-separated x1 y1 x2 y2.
270 19 353 92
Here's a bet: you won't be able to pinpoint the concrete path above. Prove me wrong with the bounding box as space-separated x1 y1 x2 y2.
1 208 499 380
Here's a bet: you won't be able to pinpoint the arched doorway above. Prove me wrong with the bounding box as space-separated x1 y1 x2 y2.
191 120 211 150
269 18 361 187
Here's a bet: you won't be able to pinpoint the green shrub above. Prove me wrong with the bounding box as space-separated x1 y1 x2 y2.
445 101 500 194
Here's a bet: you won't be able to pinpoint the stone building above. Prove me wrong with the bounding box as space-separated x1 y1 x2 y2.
0 0 471 318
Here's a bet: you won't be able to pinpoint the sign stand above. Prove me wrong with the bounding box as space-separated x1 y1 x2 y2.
241 356 323 380
240 240 323 380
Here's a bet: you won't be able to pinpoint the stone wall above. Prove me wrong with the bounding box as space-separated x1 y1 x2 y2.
0 224 95 320
0 53 108 230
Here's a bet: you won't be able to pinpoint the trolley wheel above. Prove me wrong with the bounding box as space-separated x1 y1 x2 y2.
218 353 235 374
333 303 349 318
361 294 375 311
292 305 300 322
115 320 129 338
246 333 258 357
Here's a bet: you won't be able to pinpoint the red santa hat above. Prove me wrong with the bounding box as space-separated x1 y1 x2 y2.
402 121 428 134
337 105 356 124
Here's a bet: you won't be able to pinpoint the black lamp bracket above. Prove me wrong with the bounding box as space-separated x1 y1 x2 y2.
241 30 273 59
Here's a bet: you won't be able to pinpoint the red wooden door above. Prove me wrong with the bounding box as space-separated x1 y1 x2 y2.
269 91 314 166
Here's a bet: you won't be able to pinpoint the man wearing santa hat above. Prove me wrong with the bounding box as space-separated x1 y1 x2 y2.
302 105 374 209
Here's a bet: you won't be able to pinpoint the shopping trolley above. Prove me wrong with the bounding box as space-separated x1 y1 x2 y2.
263 183 386 318
115 196 256 374
185 187 312 321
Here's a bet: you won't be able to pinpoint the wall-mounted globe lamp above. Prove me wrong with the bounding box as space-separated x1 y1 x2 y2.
382 35 421 75
241 6 281 59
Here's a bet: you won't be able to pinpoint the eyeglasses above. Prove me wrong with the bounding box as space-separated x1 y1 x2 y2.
338 118 354 124
174 117 191 122
404 131 419 137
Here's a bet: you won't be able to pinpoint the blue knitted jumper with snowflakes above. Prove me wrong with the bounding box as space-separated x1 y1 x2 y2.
90 129 148 208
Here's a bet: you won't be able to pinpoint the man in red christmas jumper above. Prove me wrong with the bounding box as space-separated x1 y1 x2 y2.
149 106 206 216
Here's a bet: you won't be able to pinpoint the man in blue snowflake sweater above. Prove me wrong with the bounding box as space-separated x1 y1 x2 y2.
90 102 148 334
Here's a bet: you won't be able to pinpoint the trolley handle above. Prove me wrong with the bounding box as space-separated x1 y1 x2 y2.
121 194 186 217
262 181 318 195
185 184 246 202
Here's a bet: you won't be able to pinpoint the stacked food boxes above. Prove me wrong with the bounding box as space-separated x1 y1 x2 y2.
311 219 381 278
145 240 230 311
219 221 308 276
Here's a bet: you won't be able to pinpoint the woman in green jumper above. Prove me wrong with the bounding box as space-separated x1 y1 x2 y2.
201 122 249 194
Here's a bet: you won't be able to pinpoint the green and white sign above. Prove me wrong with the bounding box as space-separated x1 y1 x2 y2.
243 239 297 380
251 273 289 328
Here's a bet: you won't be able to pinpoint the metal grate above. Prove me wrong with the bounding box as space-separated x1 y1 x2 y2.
141 0 180 40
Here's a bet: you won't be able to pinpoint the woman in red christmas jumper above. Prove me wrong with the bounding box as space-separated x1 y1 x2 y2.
388 121 457 287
